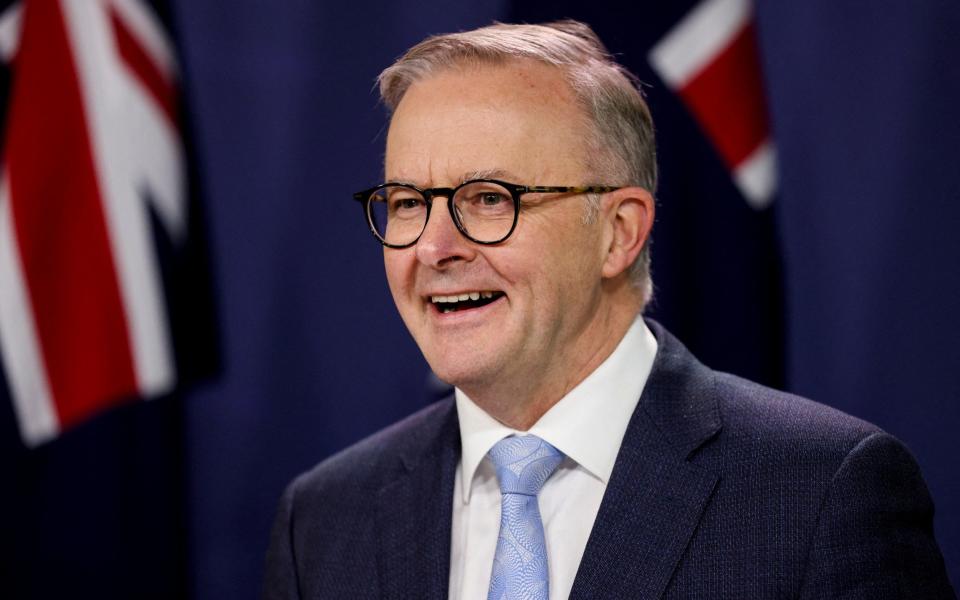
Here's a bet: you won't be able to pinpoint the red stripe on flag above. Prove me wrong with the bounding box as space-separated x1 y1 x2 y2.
109 6 178 126
677 20 770 169
5 0 138 429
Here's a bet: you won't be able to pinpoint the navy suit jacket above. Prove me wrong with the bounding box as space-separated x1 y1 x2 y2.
264 321 954 599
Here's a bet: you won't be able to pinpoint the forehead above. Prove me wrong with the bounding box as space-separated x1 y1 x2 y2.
384 60 593 186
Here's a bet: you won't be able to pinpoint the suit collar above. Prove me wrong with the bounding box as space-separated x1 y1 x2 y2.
638 319 723 460
375 399 460 600
570 319 723 599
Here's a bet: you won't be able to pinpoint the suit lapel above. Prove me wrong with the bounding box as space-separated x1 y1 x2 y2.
376 400 460 600
570 322 723 599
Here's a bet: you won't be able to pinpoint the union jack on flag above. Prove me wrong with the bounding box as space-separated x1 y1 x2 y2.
649 0 778 209
0 0 211 446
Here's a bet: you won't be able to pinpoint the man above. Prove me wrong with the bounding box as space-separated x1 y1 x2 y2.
264 21 954 599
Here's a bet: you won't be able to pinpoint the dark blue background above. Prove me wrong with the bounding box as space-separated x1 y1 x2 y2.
2 0 957 597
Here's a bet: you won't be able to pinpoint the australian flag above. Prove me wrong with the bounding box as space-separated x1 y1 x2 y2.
0 0 216 595
0 0 215 445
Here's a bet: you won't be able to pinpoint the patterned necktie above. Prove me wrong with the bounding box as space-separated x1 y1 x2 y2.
486 435 565 600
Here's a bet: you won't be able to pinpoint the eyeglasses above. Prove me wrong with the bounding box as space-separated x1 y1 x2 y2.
352 178 620 248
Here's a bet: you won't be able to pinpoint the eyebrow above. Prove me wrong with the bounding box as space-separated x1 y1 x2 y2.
383 168 522 188
383 177 418 186
459 168 519 183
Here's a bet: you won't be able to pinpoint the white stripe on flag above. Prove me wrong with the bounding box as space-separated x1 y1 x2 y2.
122 74 188 243
111 0 179 79
0 173 60 446
0 2 22 62
648 0 752 88
733 140 778 209
61 0 177 398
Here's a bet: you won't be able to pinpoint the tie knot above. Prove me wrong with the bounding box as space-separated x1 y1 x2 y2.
487 435 564 496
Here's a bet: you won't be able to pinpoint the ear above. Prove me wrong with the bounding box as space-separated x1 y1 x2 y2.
600 186 654 279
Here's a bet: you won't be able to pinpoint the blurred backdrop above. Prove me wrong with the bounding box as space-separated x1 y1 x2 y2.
1 0 957 597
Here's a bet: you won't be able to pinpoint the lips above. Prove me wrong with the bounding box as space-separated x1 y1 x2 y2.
428 290 506 314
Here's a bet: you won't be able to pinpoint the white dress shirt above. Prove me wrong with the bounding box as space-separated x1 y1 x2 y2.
448 317 659 600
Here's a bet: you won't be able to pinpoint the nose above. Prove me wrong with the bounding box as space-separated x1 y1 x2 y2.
415 196 476 268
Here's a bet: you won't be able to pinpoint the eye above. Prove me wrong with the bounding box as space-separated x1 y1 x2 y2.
454 181 514 219
479 192 509 206
457 183 511 206
396 197 423 210
387 193 425 213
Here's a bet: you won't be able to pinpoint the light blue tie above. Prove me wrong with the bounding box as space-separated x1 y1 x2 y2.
486 435 565 600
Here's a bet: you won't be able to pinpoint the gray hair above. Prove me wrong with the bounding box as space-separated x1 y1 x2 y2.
378 20 656 306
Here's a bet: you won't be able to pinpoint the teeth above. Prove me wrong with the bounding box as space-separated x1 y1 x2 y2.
429 291 499 304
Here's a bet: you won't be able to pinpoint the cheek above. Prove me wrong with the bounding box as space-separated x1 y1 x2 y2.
506 216 597 286
551 230 606 297
383 253 413 302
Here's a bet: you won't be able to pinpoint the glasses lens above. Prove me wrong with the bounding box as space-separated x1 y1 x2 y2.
453 181 516 243
367 185 427 246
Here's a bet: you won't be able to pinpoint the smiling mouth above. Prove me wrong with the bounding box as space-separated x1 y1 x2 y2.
430 291 505 314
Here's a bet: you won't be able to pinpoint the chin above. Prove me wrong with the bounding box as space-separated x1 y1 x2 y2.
422 348 498 392
423 360 476 389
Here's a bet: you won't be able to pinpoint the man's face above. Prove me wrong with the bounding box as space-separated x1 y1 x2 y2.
383 60 614 403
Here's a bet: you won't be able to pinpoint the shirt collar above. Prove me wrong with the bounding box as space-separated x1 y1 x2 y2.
455 316 658 503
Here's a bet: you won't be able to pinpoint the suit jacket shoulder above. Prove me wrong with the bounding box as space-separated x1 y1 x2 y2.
291 397 456 497
263 398 460 600
571 320 954 599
